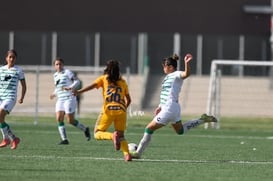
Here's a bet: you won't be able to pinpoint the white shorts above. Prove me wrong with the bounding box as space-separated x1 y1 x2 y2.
0 99 16 114
55 97 77 114
154 102 181 125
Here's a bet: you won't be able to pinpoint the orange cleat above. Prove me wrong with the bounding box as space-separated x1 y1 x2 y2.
124 154 132 162
0 139 10 148
10 137 20 150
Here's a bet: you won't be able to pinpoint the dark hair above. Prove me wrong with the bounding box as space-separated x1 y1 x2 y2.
104 59 121 85
6 49 17 58
162 54 179 69
54 57 64 64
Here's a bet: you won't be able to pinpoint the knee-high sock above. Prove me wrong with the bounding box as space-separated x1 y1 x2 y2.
182 119 203 134
58 122 67 141
7 127 16 140
120 138 129 155
136 128 153 156
73 120 87 131
95 131 112 140
0 122 9 140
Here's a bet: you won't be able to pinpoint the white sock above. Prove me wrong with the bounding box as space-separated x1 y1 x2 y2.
58 126 67 140
182 119 203 133
0 127 9 140
136 132 152 156
7 128 16 140
74 120 86 131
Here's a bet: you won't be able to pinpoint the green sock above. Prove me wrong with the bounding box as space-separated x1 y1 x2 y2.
58 122 67 140
73 120 86 131
0 122 9 139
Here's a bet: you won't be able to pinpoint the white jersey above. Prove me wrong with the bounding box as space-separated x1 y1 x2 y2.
160 71 183 106
53 69 79 101
0 65 25 100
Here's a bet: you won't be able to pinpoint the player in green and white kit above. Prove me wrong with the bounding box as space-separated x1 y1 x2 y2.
50 58 90 145
0 50 27 149
130 53 217 158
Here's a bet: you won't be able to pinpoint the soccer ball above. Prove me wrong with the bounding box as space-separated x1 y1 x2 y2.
128 143 138 152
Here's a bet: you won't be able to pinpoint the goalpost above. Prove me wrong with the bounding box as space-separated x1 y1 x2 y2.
206 60 273 129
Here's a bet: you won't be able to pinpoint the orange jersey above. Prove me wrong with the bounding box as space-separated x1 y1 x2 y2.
94 75 129 115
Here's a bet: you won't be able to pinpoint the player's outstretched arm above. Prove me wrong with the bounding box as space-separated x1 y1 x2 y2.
72 83 97 96
181 53 193 79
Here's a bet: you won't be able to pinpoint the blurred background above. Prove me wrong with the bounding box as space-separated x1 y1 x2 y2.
0 0 271 121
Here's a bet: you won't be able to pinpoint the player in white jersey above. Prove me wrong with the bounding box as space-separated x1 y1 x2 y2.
50 58 90 145
130 53 217 159
0 50 27 149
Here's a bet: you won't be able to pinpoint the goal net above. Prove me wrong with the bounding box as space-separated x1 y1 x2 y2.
206 60 273 129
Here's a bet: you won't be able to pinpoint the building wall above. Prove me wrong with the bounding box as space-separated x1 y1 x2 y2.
0 0 270 34
0 0 270 75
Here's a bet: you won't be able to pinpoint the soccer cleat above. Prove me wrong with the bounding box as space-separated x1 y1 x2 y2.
58 139 69 145
129 151 140 159
84 127 91 141
200 114 218 123
0 139 10 148
10 137 20 150
124 154 132 162
112 131 120 151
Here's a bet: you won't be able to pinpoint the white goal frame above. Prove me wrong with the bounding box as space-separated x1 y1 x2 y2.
206 60 273 129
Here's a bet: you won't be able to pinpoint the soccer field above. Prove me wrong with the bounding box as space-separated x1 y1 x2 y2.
0 115 273 181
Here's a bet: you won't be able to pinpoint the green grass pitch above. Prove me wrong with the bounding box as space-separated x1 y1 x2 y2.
0 114 273 181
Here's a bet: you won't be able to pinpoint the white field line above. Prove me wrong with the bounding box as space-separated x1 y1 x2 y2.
17 130 273 140
1 154 272 165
